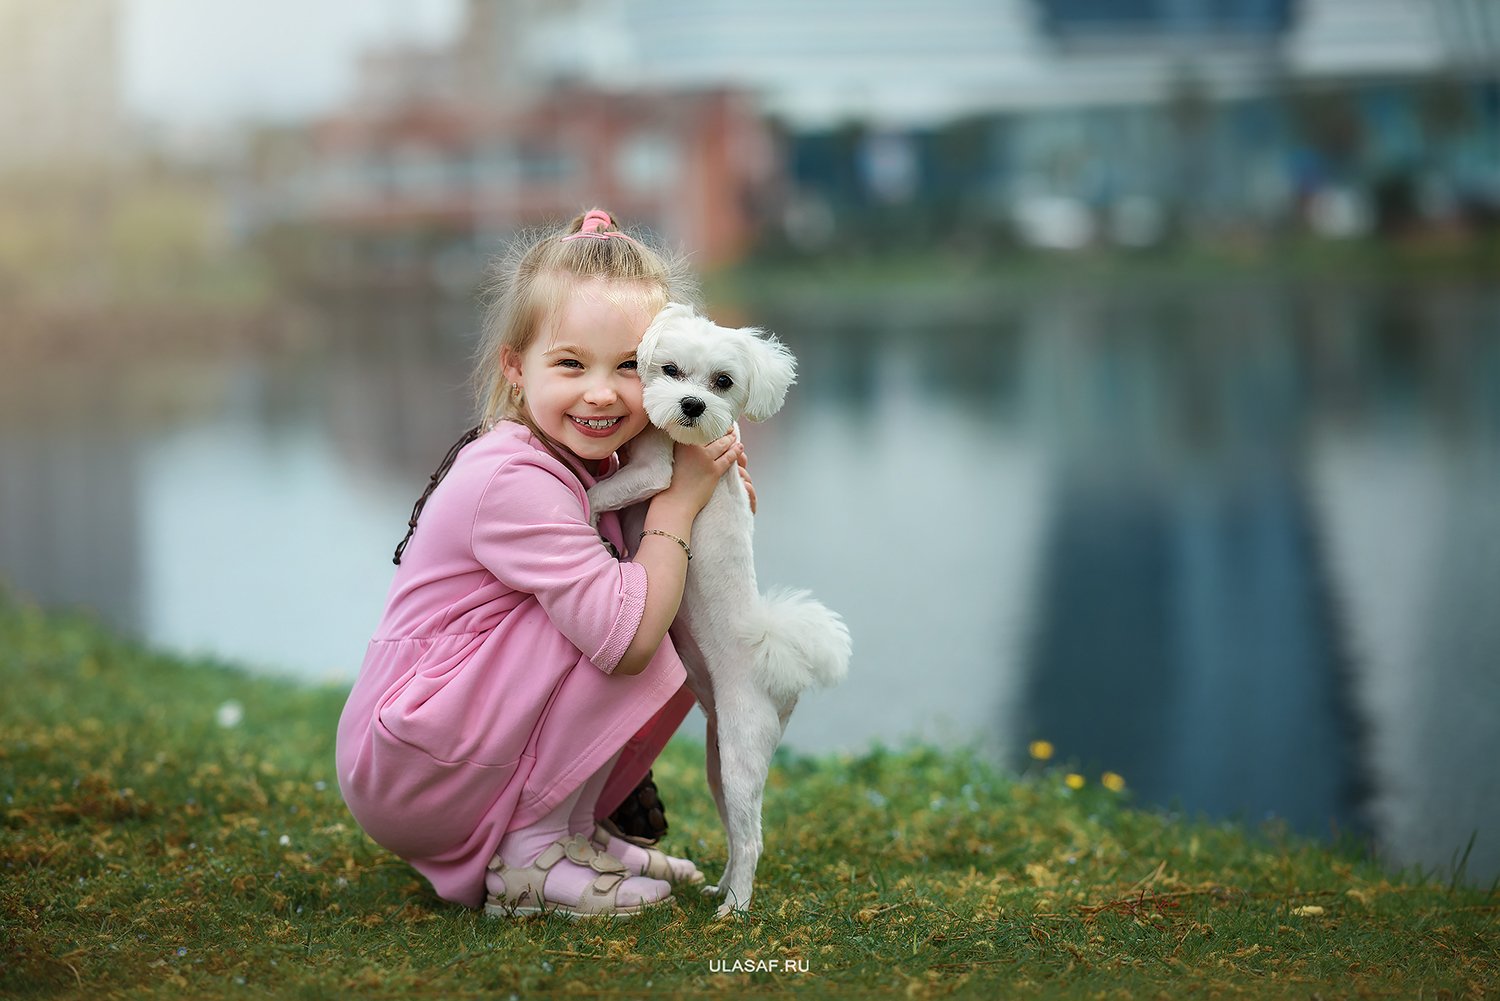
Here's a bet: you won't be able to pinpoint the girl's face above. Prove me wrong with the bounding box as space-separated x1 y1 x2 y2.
503 280 656 463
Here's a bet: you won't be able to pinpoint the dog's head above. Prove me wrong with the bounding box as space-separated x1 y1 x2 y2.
635 303 797 445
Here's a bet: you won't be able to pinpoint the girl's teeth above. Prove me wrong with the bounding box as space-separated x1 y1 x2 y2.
575 417 619 429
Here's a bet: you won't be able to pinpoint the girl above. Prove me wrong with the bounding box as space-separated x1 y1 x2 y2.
336 209 742 918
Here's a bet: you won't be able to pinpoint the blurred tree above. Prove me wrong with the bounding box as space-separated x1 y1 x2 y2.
1291 88 1363 174
1415 76 1475 142
1165 67 1215 240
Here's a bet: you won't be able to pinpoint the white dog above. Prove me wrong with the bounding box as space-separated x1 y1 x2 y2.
587 303 851 917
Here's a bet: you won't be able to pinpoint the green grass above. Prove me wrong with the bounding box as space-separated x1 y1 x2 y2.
2 596 1495 999
703 234 1500 315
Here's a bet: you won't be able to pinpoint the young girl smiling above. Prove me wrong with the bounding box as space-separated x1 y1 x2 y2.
336 209 741 918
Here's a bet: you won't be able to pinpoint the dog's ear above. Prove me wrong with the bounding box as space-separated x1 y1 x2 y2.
736 327 797 421
638 302 694 370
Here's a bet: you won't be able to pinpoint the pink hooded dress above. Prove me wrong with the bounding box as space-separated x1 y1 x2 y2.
336 420 694 908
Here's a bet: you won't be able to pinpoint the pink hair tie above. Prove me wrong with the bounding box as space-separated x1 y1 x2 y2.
562 209 635 242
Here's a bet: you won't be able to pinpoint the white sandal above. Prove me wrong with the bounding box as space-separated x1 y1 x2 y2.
592 821 705 885
483 833 674 919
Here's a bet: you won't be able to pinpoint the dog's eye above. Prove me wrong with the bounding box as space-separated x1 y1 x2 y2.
714 374 734 390
662 363 680 378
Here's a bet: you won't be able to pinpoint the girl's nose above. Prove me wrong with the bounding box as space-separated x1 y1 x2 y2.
583 378 618 405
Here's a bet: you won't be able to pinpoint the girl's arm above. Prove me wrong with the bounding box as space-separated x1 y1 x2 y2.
613 430 743 676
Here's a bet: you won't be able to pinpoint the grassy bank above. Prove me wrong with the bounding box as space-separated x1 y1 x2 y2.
1 597 1494 999
703 235 1500 316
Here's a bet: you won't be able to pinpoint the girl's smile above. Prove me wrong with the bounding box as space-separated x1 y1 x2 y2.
569 415 626 437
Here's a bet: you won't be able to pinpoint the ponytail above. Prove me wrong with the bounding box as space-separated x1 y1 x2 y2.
392 424 483 565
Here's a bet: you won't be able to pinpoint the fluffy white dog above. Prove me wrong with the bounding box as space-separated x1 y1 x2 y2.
587 303 851 917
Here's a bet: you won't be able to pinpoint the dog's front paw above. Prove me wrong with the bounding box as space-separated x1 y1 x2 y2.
701 882 725 898
713 900 749 920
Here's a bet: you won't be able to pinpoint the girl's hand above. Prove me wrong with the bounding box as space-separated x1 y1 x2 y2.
662 429 741 513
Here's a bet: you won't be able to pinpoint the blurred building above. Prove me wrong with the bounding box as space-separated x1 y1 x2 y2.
697 0 1499 251
0 0 126 171
511 1 1495 119
237 0 776 283
234 0 1500 267
623 0 1049 128
428 0 1500 252
245 89 770 283
995 0 1500 247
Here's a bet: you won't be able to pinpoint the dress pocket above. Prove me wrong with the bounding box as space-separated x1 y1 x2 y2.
350 718 522 858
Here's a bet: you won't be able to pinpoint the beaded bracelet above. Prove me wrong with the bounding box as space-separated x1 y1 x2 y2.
640 529 692 561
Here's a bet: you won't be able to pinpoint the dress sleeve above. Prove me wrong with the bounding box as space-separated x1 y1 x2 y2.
470 455 648 675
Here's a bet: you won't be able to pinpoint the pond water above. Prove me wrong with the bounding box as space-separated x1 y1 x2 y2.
2 276 1497 883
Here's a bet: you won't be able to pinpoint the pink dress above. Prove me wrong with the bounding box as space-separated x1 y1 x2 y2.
335 420 694 908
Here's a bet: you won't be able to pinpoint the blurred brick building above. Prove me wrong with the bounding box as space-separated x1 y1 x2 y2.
308 86 769 265
238 1 776 285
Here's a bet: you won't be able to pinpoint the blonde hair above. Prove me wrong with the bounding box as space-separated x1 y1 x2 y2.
472 209 700 429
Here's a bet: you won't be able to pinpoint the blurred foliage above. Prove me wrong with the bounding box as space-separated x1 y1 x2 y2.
0 165 267 309
0 164 307 361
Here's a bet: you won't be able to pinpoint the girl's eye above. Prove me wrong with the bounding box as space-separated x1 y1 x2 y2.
619 360 637 372
662 363 680 378
714 374 734 390
559 359 582 369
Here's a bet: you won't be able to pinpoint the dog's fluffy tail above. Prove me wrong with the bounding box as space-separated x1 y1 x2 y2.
738 587 852 700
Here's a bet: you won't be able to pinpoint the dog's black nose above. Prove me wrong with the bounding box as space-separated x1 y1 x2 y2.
680 397 706 419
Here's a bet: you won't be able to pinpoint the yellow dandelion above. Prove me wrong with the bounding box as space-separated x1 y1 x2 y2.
1101 772 1126 792
1064 773 1085 790
1028 740 1055 761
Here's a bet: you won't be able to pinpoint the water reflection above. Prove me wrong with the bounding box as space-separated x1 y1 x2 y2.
1 278 1496 882
0 421 145 635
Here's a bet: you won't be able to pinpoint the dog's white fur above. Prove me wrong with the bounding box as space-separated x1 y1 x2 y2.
587 303 851 917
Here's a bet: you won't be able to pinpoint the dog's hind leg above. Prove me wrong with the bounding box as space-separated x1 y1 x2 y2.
710 689 783 918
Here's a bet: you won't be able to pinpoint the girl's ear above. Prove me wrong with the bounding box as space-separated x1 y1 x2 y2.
738 327 798 422
500 346 524 389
